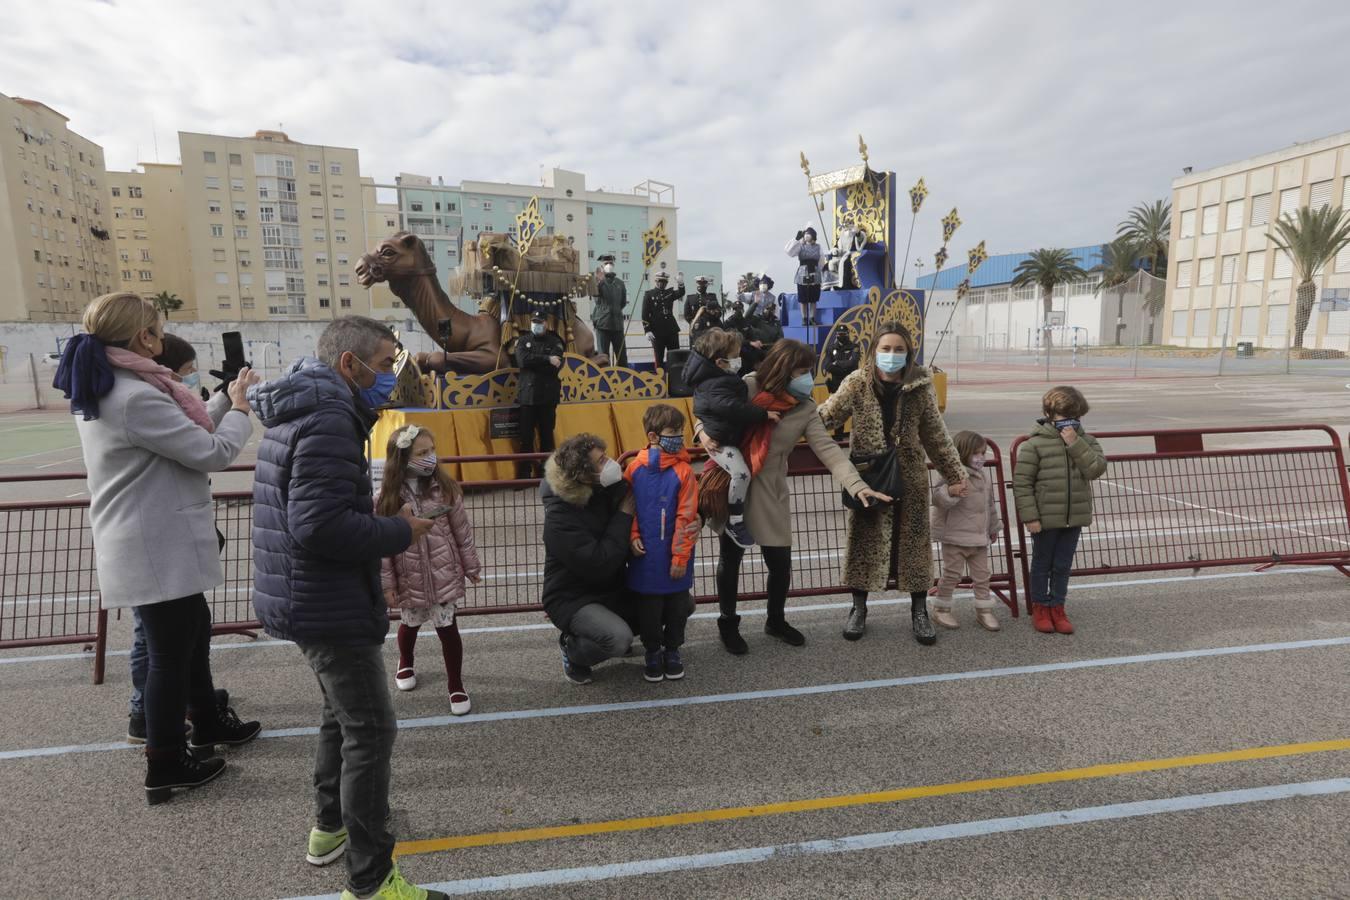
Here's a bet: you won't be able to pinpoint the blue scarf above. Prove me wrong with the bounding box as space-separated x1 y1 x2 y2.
52 333 115 421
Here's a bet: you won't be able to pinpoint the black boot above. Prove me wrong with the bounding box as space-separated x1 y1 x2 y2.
911 592 937 646
718 615 749 655
145 747 226 805
188 705 262 751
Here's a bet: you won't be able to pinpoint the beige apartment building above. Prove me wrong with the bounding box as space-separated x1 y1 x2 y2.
0 93 116 322
1165 129 1350 351
178 130 368 321
106 163 196 316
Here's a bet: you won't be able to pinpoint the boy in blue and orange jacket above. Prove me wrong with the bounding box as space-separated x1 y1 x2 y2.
625 403 700 683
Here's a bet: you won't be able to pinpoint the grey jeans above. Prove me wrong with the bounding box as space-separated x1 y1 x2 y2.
299 642 398 896
565 602 635 667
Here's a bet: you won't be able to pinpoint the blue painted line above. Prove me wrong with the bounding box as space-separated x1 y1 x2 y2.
285 778 1350 898
2 635 1348 762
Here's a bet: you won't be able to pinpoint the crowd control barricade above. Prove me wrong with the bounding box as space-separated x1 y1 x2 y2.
1009 424 1350 612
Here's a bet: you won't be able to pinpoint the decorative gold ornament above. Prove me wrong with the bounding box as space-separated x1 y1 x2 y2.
941 208 962 243
858 134 869 165
816 286 924 378
934 246 950 271
955 278 971 300
642 219 669 269
909 178 928 215
514 196 545 256
967 240 988 274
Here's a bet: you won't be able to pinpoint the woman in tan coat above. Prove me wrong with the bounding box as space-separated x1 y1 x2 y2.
818 322 968 645
695 340 890 653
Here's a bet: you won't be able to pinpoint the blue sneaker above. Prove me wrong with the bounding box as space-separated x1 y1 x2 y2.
664 649 685 680
643 650 664 682
560 636 592 685
725 518 755 549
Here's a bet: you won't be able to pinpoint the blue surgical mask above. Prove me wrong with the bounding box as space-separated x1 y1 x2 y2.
876 351 907 373
787 373 815 400
181 372 201 391
1053 418 1081 431
658 434 684 454
352 356 397 409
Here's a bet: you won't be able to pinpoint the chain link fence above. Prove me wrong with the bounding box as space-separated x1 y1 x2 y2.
0 349 55 413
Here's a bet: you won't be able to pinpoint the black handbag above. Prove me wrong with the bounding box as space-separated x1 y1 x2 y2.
841 387 904 511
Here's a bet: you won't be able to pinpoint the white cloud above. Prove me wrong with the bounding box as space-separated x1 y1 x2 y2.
4 0 1349 289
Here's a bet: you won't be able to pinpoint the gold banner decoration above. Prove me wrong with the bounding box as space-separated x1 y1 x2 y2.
955 278 971 300
934 246 950 271
514 196 545 256
941 208 962 243
433 354 667 410
967 240 988 274
808 164 869 195
641 218 669 269
909 178 928 215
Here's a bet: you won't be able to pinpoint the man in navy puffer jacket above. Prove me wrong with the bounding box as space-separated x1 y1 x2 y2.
249 316 442 900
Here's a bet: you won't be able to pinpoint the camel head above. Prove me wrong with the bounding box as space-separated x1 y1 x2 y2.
355 231 436 287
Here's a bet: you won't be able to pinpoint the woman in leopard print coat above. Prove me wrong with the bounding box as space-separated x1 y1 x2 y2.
818 322 967 646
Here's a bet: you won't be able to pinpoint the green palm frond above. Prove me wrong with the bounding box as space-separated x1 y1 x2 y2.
1010 248 1090 292
1093 237 1139 294
1267 205 1350 282
1117 199 1171 276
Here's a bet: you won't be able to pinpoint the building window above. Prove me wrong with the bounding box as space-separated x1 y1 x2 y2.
1343 177 1350 209
622 272 630 282
1337 243 1350 273
482 200 492 210
203 151 216 164
329 162 342 175
1245 251 1264 281
130 207 144 218
1239 306 1259 336
1220 254 1238 284
1178 209 1195 239
235 226 248 239
1273 250 1293 279
1175 261 1192 288
310 184 322 197
337 254 349 266
340 296 351 308
215 272 229 284
208 201 222 214
338 273 350 286
1171 310 1187 338
1266 304 1288 336
448 202 457 212
259 205 276 222
311 206 324 219
1309 180 1333 210
334 230 347 243
210 224 224 238
138 270 153 281
385 217 396 228
620 250 631 264
483 224 494 233
240 273 253 286
1278 187 1299 220
588 250 594 259
319 297 331 308
333 208 345 220
1200 205 1218 235
121 269 132 281
1249 193 1270 226
217 295 232 309
317 273 330 286
114 207 124 218
308 161 321 174
111 187 121 197
231 178 244 192
228 152 242 166
411 201 423 212
316 253 328 265
607 229 616 241
587 206 593 215
205 176 220 190
213 249 227 262
620 230 630 242
1225 199 1244 231
314 229 327 242
1197 257 1215 286
1193 308 1210 338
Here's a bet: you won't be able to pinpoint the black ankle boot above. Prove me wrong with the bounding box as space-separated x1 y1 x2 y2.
188 705 262 751
764 617 806 646
911 594 937 646
145 747 226 805
718 615 749 655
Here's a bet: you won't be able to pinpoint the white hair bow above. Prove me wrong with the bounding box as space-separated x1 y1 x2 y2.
394 425 422 450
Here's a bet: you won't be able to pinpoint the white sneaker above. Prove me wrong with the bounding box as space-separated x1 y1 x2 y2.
394 667 417 691
449 692 471 716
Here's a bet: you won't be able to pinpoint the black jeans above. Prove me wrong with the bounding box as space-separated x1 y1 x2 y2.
637 591 694 652
299 642 398 897
518 403 557 475
137 593 217 753
1030 526 1083 607
716 533 793 621
650 333 679 371
596 328 628 367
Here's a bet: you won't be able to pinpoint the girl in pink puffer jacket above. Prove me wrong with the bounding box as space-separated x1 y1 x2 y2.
376 425 481 715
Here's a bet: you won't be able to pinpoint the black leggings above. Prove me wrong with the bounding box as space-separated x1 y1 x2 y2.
716 533 792 621
137 593 218 754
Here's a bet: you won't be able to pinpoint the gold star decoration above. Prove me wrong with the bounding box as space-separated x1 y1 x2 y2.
941 208 962 243
514 196 545 256
967 240 988 274
642 219 670 269
909 178 928 215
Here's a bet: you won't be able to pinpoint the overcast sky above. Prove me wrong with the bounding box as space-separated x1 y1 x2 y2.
4 0 1349 289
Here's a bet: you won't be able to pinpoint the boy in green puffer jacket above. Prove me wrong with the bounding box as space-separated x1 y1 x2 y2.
1013 386 1107 635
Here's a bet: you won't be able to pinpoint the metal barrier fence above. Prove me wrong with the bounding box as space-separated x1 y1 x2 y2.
1009 425 1350 611
1 443 1019 682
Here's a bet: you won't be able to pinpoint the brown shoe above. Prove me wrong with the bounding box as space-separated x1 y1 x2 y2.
975 609 1001 632
931 608 959 630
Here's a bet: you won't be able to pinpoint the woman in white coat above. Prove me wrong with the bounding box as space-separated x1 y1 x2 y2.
53 293 262 804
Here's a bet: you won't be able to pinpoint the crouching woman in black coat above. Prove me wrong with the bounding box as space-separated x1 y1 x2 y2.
540 433 638 684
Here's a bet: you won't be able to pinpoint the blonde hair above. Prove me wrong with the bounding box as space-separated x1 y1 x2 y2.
693 327 742 361
83 292 159 346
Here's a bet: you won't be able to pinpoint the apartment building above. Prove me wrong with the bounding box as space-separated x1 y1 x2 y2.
1164 129 1350 351
179 130 366 321
0 93 115 322
106 163 195 315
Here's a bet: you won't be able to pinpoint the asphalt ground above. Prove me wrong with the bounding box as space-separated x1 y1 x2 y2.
1 372 1349 898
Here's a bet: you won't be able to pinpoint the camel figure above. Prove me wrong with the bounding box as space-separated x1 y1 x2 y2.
355 232 598 374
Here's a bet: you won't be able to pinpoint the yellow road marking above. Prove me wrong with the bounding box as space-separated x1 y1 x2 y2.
395 738 1350 857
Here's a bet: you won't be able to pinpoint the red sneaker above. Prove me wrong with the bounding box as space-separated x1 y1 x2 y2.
1050 606 1074 634
1031 603 1055 634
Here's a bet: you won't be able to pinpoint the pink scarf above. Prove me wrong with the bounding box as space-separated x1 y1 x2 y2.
105 346 215 433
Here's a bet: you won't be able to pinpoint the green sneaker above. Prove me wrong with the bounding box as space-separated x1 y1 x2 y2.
339 864 448 900
306 826 348 866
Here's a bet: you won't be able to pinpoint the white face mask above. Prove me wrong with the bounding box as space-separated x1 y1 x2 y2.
597 457 623 487
722 357 742 374
603 263 615 275
531 323 546 335
758 283 769 293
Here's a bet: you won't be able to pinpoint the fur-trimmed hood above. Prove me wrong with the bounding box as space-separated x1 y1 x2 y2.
541 453 594 507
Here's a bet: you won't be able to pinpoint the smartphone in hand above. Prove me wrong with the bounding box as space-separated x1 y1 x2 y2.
419 505 455 519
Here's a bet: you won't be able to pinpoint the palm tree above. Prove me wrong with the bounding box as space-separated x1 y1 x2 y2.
1117 199 1171 279
1093 237 1138 345
737 271 760 295
1267 205 1350 350
1011 249 1088 350
152 290 183 319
